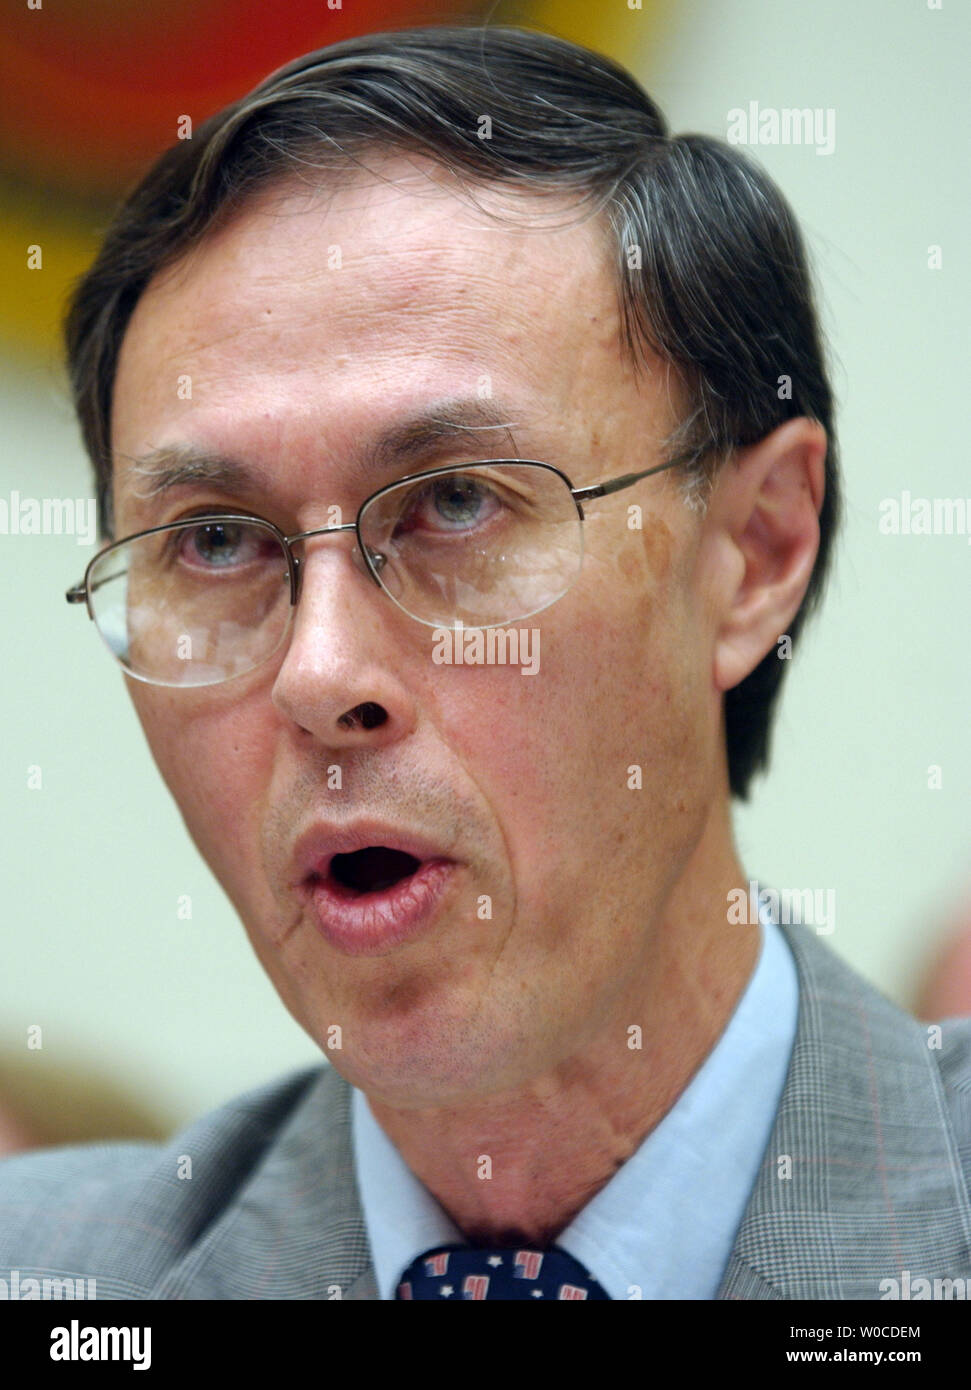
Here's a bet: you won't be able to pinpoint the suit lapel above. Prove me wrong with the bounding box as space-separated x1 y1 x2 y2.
148 924 970 1300
344 1265 380 1299
717 923 971 1298
150 1063 375 1299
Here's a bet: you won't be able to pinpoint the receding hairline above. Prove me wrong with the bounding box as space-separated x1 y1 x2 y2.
142 140 626 298
109 148 691 476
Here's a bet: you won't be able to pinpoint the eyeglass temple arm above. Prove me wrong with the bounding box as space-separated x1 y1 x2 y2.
571 453 691 504
66 574 114 605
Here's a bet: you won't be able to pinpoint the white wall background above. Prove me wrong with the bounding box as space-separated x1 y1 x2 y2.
1 0 968 1136
649 0 969 1011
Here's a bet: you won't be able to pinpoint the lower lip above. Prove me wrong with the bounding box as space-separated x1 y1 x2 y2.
305 859 457 956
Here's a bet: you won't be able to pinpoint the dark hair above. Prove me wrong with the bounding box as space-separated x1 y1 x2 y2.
64 23 840 800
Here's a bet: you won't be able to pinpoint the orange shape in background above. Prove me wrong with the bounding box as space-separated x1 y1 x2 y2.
0 0 666 357
0 0 443 190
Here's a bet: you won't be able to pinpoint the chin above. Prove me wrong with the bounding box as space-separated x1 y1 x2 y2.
311 1000 539 1108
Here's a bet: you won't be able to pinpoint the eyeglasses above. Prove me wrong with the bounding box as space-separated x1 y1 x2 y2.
65 457 683 688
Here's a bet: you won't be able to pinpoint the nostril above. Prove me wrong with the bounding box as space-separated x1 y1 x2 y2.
338 701 388 731
357 702 386 729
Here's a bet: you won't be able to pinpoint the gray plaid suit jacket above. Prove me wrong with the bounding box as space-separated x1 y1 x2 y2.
2 923 970 1299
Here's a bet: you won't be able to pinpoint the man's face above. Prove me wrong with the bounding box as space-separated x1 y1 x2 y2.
111 159 729 1107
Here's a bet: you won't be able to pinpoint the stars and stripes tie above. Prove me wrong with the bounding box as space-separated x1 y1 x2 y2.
395 1243 610 1299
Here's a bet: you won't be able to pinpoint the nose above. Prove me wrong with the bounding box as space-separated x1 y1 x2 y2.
269 534 418 750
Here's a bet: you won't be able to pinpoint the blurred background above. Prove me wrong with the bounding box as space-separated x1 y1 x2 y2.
1 0 968 1149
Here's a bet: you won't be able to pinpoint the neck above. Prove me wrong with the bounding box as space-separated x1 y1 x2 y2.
366 798 758 1247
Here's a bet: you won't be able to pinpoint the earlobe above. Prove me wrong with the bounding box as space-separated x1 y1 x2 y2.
711 418 826 694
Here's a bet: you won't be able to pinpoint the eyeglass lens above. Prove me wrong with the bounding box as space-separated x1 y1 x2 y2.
85 464 583 687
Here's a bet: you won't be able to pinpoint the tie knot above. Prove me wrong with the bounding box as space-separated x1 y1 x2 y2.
395 1243 610 1300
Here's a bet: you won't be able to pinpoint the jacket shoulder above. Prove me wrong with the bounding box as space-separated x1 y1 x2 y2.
0 1065 327 1298
720 927 971 1298
935 1013 971 1195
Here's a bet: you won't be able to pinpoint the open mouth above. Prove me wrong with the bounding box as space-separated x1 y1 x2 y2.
323 846 423 896
300 836 456 954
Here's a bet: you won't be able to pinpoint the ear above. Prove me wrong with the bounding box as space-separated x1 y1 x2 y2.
707 417 826 693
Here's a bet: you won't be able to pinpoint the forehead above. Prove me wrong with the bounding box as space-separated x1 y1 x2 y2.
110 155 658 516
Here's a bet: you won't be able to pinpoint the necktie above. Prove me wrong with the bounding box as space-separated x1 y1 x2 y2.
395 1243 610 1299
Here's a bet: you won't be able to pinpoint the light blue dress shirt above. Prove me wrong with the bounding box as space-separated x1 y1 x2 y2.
352 906 799 1299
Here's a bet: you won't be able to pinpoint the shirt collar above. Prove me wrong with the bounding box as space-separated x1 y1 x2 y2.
352 902 798 1299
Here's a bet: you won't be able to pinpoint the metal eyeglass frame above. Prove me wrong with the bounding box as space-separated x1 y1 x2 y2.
65 454 686 634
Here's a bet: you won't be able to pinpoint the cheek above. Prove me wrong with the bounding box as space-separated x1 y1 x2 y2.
128 683 274 886
431 561 706 905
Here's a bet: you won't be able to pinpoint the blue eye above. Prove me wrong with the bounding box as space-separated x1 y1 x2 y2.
172 521 276 571
395 475 502 536
432 477 488 525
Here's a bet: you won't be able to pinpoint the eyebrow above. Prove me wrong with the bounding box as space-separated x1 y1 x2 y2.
122 397 526 504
